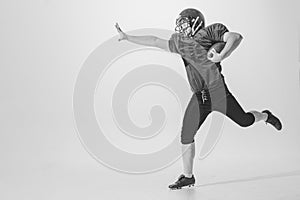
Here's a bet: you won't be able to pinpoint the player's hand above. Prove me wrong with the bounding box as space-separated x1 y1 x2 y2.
207 48 223 63
115 23 128 41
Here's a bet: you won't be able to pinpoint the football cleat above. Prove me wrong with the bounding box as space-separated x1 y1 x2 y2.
262 110 282 131
168 174 195 190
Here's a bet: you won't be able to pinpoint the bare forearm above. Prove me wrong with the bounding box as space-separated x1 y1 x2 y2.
126 35 158 47
220 34 243 60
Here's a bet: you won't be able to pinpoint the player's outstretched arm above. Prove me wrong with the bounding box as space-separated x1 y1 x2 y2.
219 32 243 60
115 23 170 51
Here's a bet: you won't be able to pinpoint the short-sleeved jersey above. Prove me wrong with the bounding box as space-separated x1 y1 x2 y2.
168 23 229 93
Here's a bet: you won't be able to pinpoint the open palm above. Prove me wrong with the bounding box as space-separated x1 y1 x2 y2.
115 23 127 41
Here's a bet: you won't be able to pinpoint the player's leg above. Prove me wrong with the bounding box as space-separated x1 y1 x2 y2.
169 92 211 189
180 93 211 177
181 142 195 178
214 93 256 128
227 95 282 130
215 92 282 130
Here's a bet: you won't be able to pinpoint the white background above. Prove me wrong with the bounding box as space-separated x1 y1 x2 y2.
1 0 300 199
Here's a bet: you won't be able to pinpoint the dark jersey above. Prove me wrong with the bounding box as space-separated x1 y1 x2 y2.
168 23 229 93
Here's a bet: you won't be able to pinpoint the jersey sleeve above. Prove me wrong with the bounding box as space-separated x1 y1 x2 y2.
168 33 179 53
205 23 229 42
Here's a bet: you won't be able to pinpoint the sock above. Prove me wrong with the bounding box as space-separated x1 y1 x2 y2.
263 113 268 122
184 173 193 178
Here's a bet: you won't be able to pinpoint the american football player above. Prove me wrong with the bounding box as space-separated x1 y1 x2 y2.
115 8 282 190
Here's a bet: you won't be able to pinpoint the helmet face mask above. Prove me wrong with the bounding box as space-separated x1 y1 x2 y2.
175 17 192 36
175 8 205 37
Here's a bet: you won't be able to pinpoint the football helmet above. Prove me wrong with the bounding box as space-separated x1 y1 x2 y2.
175 8 205 37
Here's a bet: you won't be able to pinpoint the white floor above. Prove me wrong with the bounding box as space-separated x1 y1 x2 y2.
2 123 300 200
2 157 300 200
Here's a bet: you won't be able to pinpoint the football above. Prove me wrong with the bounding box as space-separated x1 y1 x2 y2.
207 42 226 59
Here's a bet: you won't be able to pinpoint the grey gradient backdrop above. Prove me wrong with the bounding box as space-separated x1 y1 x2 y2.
1 0 300 199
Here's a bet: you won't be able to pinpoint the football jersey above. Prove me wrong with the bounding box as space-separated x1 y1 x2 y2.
168 23 229 93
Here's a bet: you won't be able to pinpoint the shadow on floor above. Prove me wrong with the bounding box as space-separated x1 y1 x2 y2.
196 169 300 187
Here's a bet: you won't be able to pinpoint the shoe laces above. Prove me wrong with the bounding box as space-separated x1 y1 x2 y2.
175 175 186 184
